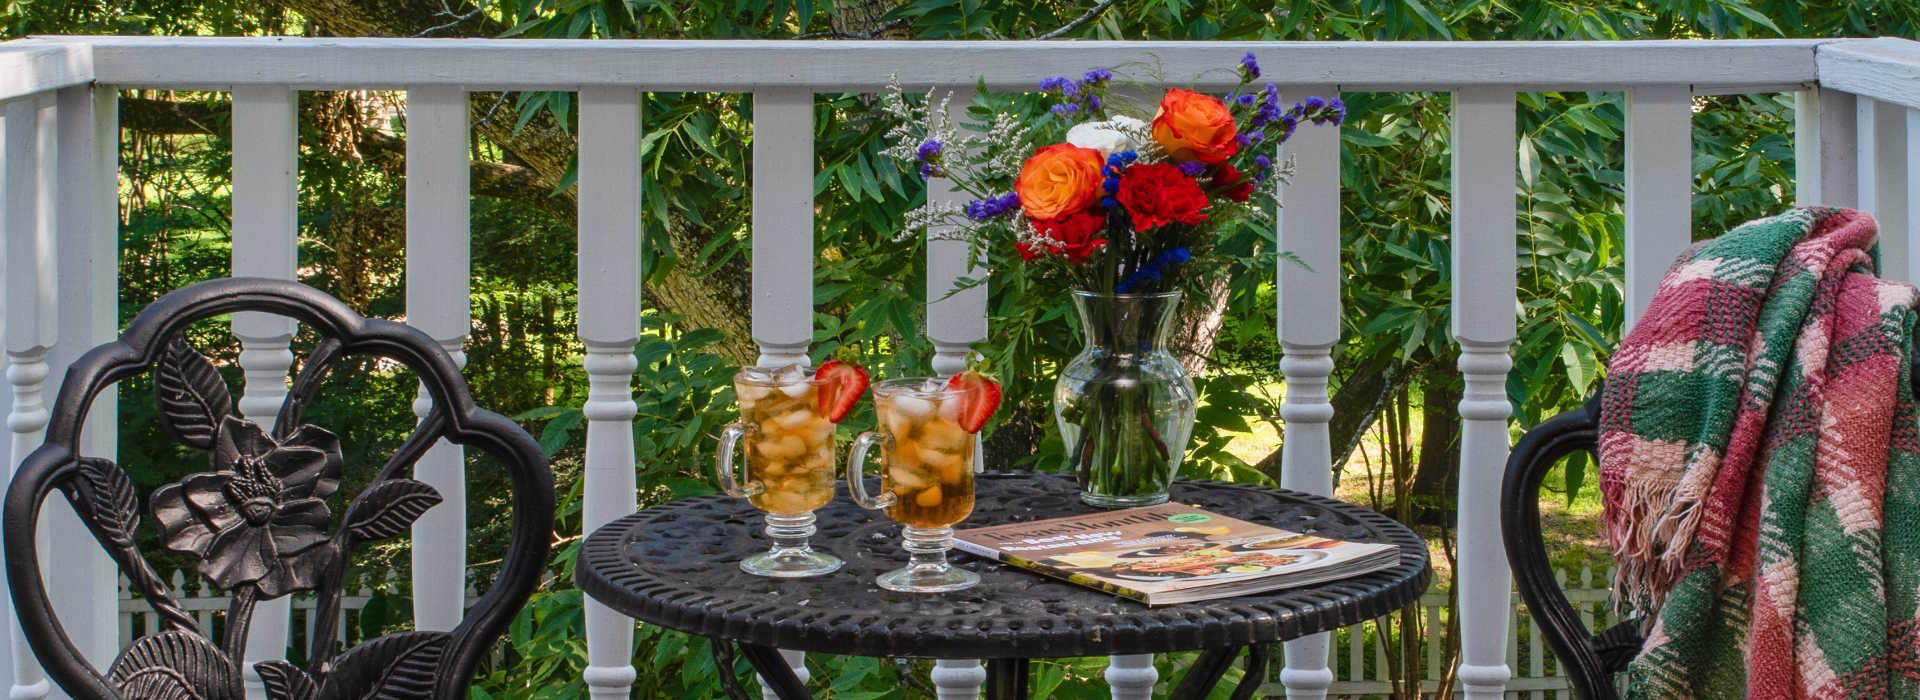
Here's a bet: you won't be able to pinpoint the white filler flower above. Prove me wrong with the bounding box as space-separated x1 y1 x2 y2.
1064 115 1148 158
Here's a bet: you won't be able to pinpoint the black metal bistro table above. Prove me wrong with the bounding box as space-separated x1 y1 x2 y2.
577 473 1431 699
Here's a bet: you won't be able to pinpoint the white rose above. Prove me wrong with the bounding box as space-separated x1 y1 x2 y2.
1065 115 1147 158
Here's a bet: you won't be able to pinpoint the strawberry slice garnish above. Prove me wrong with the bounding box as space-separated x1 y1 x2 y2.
814 360 869 423
944 370 1002 434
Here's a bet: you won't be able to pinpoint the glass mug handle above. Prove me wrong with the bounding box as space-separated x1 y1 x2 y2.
714 422 763 498
846 431 897 510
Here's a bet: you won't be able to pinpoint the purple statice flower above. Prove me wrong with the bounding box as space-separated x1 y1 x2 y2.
916 140 942 162
1254 154 1272 170
1304 96 1327 112
965 193 1020 220
1248 130 1265 143
1176 161 1207 177
1326 97 1347 125
1237 93 1257 106
1050 103 1078 117
1086 94 1103 111
1060 81 1080 97
1240 52 1261 80
1039 76 1072 92
1082 68 1114 86
919 162 943 180
1170 247 1190 263
1278 114 1299 143
1235 133 1252 147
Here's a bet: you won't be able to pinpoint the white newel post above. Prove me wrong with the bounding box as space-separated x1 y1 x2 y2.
231 85 299 700
751 87 815 694
1275 84 1342 700
50 84 122 678
1623 87 1694 330
578 87 643 700
1858 97 1911 281
1796 87 1859 209
1449 87 1517 700
924 93 988 700
4 94 56 700
405 86 471 632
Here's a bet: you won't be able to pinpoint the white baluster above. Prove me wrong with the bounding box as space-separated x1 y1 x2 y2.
750 87 815 694
1104 654 1157 699
1450 86 1517 700
3 94 55 700
1796 87 1858 208
931 658 987 699
577 87 643 700
232 85 299 700
1910 108 1920 283
1858 97 1910 281
924 93 988 697
1623 87 1693 330
404 85 472 633
1275 84 1342 700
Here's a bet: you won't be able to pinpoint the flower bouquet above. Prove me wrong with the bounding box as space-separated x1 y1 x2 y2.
881 54 1345 507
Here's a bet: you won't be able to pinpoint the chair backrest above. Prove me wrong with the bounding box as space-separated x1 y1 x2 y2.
1502 355 1920 699
4 277 554 700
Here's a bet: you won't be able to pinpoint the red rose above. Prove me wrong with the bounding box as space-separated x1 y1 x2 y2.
1212 163 1255 203
1116 163 1209 231
1018 207 1108 263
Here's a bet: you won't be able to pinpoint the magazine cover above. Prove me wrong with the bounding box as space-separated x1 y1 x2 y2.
952 502 1398 605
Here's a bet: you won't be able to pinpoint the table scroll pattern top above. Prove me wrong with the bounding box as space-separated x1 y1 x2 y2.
4 278 553 700
579 473 1431 660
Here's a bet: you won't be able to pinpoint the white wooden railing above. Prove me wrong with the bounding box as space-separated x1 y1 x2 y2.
1 35 1918 700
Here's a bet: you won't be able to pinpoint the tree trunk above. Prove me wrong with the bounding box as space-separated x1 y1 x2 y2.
1169 275 1231 376
1407 366 1461 522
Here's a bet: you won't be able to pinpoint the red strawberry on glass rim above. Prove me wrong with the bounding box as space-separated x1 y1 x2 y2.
814 360 869 422
945 370 1002 433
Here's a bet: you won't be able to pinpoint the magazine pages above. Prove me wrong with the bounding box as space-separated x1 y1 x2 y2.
952 502 1400 606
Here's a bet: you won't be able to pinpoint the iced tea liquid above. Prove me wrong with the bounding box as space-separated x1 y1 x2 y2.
737 376 835 515
877 390 975 528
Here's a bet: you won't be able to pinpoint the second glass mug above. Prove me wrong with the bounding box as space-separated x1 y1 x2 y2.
715 366 843 577
847 377 981 593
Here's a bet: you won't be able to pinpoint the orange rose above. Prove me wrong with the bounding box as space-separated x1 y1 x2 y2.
1151 88 1239 164
1015 144 1105 221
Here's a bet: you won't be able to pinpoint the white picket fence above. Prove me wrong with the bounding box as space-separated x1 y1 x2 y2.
119 564 1616 697
1325 566 1618 699
116 570 476 659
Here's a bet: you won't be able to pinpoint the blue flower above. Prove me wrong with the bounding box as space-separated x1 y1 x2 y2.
1240 52 1261 80
1101 196 1118 209
1082 68 1114 86
1327 97 1347 126
964 193 1021 220
1254 154 1272 170
1039 76 1072 92
1086 94 1103 111
919 162 942 180
1237 93 1257 106
1304 96 1326 112
1248 130 1265 143
1279 114 1299 143
1176 161 1207 177
1061 82 1080 97
916 140 943 162
1171 247 1190 262
1050 103 1076 116
1235 133 1252 147
1119 150 1138 162
1102 178 1120 194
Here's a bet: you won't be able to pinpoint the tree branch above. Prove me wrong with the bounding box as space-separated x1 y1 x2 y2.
1038 0 1122 40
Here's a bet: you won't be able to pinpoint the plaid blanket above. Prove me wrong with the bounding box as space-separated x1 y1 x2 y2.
1597 207 1920 698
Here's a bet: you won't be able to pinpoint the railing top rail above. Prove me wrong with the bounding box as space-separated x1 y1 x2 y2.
0 42 91 103
1816 36 1920 111
7 35 1836 92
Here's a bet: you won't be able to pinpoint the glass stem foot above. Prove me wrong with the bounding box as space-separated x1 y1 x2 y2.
741 512 843 578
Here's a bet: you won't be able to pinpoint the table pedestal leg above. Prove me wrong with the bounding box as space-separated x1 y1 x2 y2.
733 642 811 699
985 658 1030 699
1169 644 1271 700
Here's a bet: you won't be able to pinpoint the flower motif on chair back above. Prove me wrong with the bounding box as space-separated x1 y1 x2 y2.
3 277 554 700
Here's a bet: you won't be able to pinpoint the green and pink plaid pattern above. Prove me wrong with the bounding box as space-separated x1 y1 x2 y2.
1598 207 1920 698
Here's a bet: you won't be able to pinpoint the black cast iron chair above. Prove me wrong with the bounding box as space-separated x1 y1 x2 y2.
4 277 554 700
1502 357 1920 699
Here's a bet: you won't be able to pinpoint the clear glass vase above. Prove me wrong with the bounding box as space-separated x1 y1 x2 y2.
1054 290 1198 508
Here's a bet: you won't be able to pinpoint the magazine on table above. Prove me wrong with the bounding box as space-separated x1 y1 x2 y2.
952 503 1399 606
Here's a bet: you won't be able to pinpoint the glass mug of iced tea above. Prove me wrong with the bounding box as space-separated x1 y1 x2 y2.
716 361 868 577
847 372 1000 592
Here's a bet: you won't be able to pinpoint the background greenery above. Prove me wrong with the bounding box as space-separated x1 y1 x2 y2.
5 0 1914 696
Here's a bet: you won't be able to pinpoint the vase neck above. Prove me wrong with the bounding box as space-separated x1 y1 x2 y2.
1069 291 1182 355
